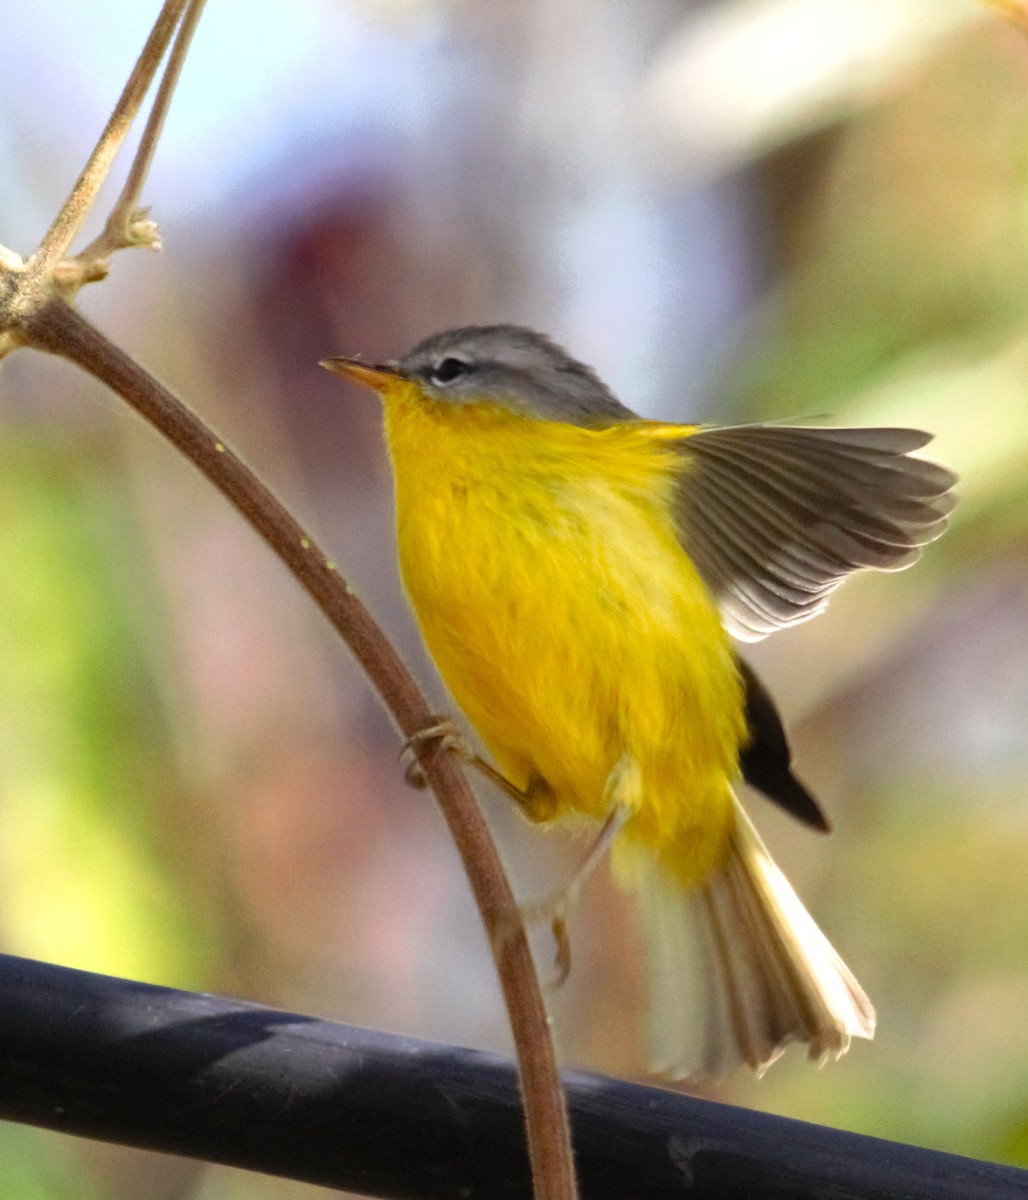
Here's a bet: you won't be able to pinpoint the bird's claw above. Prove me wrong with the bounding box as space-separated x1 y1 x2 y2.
492 891 573 993
399 717 472 788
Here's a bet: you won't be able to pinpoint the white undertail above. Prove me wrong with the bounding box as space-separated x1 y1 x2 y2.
632 798 875 1078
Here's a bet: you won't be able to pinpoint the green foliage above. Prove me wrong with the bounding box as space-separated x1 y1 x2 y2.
0 433 214 985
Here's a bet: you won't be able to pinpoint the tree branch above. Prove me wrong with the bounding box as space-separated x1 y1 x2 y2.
72 0 208 269
31 0 191 276
2 3 579 1193
17 296 576 1200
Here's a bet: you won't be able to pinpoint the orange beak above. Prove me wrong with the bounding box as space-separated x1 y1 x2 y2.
319 356 404 394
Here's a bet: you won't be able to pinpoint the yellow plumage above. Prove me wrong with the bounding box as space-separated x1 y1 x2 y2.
384 382 742 886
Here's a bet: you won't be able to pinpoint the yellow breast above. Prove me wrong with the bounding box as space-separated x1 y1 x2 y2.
382 383 745 882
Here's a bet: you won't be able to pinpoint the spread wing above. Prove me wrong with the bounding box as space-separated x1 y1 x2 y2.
672 424 956 642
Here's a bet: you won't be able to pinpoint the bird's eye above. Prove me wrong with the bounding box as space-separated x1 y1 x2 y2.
430 357 470 386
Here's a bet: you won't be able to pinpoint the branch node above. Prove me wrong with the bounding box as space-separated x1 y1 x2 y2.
53 257 110 296
97 205 164 256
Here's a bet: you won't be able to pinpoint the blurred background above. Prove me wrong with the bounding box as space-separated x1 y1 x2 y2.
2 0 1028 1196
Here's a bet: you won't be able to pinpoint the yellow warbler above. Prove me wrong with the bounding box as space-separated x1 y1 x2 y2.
323 325 955 1077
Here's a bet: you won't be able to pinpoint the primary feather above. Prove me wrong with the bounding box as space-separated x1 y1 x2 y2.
673 424 957 641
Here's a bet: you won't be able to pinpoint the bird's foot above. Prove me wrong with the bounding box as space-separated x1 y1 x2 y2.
399 716 474 788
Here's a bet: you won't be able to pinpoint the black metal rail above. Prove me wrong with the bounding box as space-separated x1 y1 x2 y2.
0 954 1023 1198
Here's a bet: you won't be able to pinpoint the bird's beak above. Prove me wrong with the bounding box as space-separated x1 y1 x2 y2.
319 356 403 394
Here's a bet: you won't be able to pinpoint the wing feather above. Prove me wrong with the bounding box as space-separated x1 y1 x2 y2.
673 424 956 642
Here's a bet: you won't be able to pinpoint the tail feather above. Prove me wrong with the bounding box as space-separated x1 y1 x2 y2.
632 800 875 1078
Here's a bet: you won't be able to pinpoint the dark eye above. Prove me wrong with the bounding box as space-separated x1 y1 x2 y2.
430 357 470 385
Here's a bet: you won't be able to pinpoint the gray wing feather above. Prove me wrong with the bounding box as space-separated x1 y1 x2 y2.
673 424 956 642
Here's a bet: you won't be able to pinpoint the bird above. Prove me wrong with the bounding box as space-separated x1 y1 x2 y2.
322 324 956 1077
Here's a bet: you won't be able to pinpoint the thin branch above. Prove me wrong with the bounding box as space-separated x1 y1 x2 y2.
75 0 208 266
31 0 189 275
2 0 578 1191
19 297 577 1200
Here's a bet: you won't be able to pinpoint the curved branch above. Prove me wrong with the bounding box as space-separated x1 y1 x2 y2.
19 296 576 1200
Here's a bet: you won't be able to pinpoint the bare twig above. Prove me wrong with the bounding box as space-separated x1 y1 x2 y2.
30 0 189 277
74 0 208 268
0 0 195 358
1 2 578 1193
16 298 577 1200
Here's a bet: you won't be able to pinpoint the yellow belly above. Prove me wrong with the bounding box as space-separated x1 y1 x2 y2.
384 388 745 884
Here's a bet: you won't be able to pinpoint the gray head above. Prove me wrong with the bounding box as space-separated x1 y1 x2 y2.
395 325 636 427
